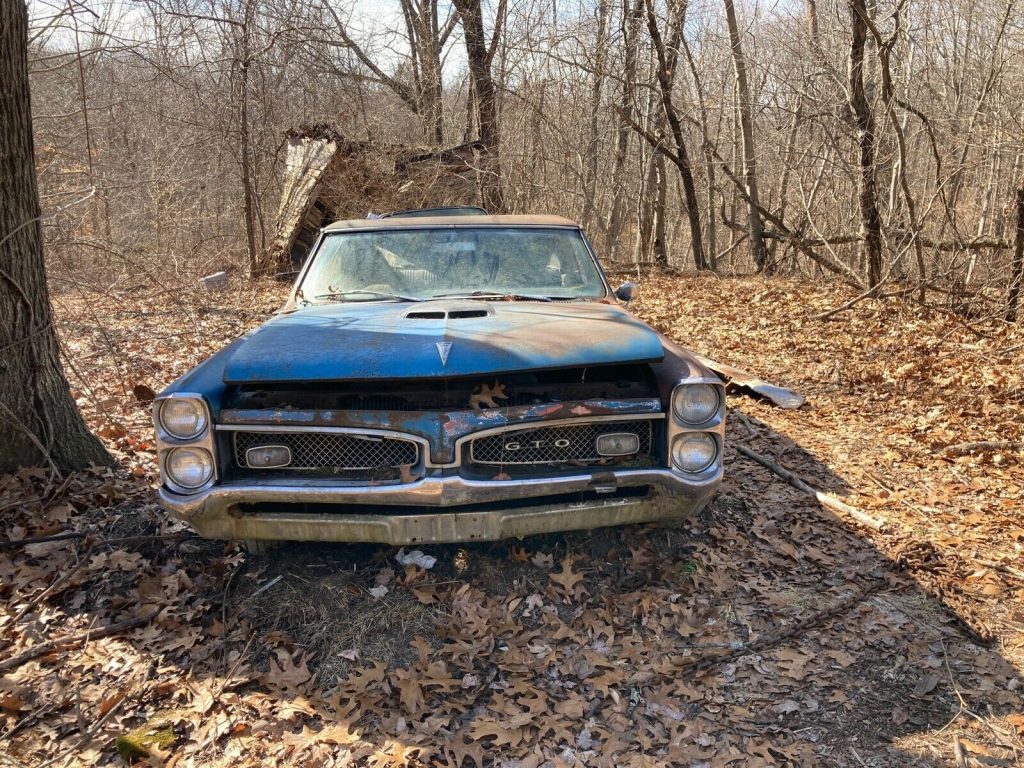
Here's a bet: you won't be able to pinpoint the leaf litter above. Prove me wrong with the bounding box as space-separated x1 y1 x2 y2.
0 273 1020 766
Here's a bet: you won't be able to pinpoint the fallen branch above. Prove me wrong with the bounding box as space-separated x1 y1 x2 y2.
939 440 1023 457
0 530 192 551
0 611 158 673
735 443 887 531
677 579 888 678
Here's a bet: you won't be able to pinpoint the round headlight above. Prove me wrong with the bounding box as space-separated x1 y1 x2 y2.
672 384 720 425
165 447 214 489
671 433 718 473
159 398 208 439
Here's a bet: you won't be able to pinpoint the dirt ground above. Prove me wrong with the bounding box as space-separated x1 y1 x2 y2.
0 273 1021 767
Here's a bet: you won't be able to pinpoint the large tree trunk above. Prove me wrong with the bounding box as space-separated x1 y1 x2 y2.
723 0 768 272
453 0 505 213
1007 182 1024 322
643 0 707 270
0 0 111 473
605 0 643 261
848 0 883 289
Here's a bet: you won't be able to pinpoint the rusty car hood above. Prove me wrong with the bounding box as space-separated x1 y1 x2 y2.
221 300 664 383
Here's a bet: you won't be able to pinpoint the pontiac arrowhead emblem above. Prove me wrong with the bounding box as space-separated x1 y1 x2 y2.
436 341 453 366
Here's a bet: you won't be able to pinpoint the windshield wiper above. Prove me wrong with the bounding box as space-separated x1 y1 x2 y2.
314 290 422 303
428 290 554 302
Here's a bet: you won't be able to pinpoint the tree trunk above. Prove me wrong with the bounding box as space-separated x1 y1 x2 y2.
454 0 505 213
1007 182 1024 322
0 0 111 473
848 0 883 289
653 150 668 265
723 0 768 272
581 0 609 232
605 0 643 261
238 7 259 277
643 0 707 270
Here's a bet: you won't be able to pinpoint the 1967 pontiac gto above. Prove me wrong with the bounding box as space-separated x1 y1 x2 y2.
154 214 725 549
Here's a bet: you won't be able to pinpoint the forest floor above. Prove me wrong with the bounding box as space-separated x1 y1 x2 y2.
1 273 1022 767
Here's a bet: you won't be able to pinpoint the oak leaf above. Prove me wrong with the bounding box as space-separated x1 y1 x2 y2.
549 554 585 601
469 382 508 410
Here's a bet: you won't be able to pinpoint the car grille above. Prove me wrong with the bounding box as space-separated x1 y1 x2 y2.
468 420 654 466
232 431 419 481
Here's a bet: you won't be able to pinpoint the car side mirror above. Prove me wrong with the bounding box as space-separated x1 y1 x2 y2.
615 282 636 303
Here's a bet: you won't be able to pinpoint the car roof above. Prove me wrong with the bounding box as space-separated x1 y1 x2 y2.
322 214 580 232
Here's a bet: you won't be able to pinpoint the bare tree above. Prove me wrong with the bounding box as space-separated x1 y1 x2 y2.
639 0 707 270
723 0 768 272
453 0 505 212
848 0 883 289
1 0 110 473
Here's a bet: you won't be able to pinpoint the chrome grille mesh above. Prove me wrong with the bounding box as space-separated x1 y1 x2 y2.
468 420 653 466
233 431 418 473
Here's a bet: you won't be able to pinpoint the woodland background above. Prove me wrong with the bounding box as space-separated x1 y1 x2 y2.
26 0 1024 311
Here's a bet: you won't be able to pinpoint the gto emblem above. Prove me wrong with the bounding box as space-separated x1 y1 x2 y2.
505 438 571 451
435 341 453 366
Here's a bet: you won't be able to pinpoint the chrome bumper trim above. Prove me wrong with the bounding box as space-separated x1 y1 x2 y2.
159 468 720 545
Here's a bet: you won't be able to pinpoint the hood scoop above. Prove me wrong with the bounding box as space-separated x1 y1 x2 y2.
405 307 490 320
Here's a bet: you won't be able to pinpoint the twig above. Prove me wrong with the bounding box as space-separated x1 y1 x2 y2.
0 530 191 551
939 440 1023 457
11 555 91 624
0 610 158 672
0 531 86 548
735 443 887 531
953 736 969 768
244 573 283 601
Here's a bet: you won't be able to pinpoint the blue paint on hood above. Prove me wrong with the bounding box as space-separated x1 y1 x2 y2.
221 301 664 383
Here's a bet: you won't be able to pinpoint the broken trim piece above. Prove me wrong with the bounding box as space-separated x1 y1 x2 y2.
690 352 806 409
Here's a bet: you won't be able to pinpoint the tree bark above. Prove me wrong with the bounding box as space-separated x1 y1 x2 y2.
0 0 111 473
848 0 883 289
1007 182 1024 322
237 0 259 276
723 0 768 272
453 0 505 213
643 0 707 270
605 0 643 261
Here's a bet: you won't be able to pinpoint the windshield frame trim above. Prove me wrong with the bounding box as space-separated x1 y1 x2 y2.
284 224 614 311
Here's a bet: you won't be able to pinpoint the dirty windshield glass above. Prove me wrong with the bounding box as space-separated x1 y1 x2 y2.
298 227 606 302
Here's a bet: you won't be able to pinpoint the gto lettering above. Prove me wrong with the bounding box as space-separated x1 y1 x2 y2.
504 438 571 451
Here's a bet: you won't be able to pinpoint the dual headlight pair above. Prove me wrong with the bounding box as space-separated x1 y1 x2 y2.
157 398 214 491
669 383 720 473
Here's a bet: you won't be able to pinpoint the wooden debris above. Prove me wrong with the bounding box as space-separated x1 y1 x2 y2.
940 440 1024 457
735 443 887 531
199 271 228 290
0 611 158 673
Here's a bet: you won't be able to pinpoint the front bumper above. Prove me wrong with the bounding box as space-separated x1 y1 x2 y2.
160 468 719 545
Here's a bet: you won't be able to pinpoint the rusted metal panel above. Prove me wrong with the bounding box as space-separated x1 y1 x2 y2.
221 302 665 384
689 352 806 409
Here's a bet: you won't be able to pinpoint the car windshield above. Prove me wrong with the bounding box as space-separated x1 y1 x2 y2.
297 227 607 303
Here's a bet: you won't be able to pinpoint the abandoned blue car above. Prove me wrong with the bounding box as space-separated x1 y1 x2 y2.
153 214 725 548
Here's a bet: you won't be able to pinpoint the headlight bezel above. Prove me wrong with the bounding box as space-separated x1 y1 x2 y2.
163 446 215 489
670 432 719 473
157 396 209 440
665 376 725 477
153 392 217 495
671 383 722 426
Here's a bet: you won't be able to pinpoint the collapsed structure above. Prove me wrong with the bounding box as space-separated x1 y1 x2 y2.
267 125 483 272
